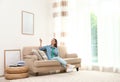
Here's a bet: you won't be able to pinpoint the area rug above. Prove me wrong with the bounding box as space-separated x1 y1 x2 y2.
1 71 120 82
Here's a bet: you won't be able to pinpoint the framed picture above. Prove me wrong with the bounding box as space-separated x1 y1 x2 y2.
4 49 21 70
21 11 34 35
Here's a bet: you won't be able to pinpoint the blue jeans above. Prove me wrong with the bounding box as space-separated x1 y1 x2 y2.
51 57 67 68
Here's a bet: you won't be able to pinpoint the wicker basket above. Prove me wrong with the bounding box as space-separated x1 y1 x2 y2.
5 66 29 80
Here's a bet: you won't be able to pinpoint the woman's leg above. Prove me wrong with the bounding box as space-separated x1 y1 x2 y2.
52 57 67 68
52 57 75 72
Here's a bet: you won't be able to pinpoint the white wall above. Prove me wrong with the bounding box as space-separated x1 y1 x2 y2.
0 0 51 75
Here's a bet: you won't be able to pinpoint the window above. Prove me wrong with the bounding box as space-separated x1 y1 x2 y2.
90 12 98 63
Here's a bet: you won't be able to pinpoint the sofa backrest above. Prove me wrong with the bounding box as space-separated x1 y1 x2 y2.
22 46 67 58
22 46 39 57
58 46 67 58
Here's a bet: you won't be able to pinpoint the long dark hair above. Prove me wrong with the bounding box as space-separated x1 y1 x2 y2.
53 38 58 48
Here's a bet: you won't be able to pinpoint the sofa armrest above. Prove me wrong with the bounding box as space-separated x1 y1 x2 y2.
23 55 38 71
66 53 78 58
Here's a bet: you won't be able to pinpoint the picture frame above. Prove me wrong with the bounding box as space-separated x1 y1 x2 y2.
4 49 21 71
21 11 34 35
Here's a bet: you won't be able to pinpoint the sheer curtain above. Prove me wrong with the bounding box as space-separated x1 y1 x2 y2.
52 0 69 46
97 0 120 72
52 0 120 73
69 0 120 72
52 0 92 68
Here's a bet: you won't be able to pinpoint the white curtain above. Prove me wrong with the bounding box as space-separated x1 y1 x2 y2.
52 0 92 68
52 0 120 73
97 0 120 72
53 0 92 67
64 0 92 69
69 0 120 72
52 0 69 45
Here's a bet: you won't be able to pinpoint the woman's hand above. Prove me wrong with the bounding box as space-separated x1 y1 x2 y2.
39 38 42 47
39 38 42 43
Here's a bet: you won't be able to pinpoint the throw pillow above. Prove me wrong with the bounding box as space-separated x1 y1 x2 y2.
38 50 48 60
32 49 42 60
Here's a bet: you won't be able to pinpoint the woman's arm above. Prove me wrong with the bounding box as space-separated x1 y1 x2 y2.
39 38 42 48
39 38 45 50
39 38 47 51
39 46 47 51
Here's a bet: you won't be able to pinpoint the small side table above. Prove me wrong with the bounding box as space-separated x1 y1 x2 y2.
5 66 29 80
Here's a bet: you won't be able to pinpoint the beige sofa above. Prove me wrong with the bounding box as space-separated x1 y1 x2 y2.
23 46 81 75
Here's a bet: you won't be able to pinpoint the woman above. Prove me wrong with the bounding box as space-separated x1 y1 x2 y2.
39 38 75 72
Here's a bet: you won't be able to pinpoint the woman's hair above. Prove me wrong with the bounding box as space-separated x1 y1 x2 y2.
53 38 58 48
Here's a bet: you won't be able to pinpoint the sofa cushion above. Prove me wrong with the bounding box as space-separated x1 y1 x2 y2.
64 58 81 64
32 49 42 60
34 58 81 67
38 50 48 60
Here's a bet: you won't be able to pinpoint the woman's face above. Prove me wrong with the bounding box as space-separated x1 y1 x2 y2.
51 39 56 45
